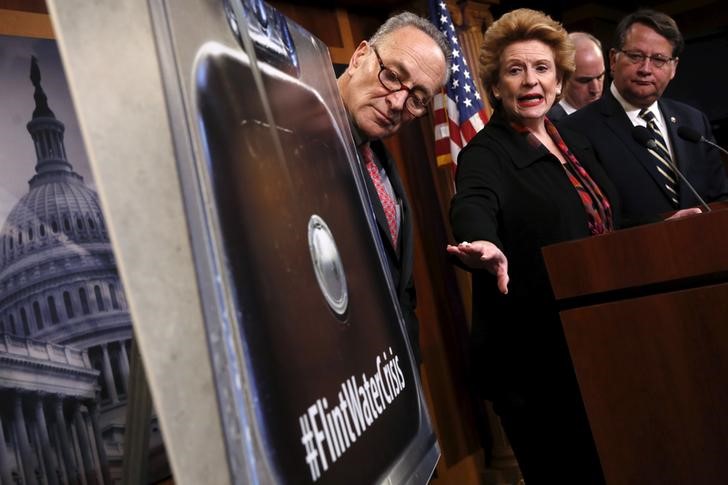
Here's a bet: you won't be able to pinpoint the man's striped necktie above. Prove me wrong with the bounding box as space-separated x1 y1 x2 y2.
639 109 679 207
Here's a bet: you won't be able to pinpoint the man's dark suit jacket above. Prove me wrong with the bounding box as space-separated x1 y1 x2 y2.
546 102 568 122
363 140 420 363
561 89 728 221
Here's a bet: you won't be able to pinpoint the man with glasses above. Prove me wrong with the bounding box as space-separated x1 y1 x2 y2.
337 12 450 364
548 32 605 121
562 9 728 221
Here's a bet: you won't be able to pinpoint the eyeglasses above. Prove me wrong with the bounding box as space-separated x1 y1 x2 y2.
372 46 430 116
618 50 676 69
573 71 605 84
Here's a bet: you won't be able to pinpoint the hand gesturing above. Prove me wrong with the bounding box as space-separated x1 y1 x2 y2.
446 240 509 295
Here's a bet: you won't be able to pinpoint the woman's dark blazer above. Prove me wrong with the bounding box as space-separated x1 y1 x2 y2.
450 109 621 399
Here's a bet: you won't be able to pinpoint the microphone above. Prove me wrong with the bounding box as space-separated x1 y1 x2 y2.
631 125 658 150
631 126 711 212
677 126 728 157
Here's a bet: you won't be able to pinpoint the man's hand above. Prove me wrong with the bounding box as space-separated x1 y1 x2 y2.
666 207 703 220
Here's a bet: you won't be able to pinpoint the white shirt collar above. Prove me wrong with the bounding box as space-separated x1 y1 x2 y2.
559 99 578 115
610 83 674 158
610 83 663 129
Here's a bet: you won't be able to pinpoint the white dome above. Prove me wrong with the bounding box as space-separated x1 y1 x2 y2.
0 173 109 272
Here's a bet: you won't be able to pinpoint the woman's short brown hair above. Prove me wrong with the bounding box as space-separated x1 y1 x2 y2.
479 8 574 108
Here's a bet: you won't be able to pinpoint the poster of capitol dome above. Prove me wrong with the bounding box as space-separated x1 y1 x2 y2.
0 31 170 484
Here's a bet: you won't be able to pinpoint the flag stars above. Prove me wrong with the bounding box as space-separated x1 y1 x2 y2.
430 1 487 163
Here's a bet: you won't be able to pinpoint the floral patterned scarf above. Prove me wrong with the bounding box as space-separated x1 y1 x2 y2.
512 118 614 235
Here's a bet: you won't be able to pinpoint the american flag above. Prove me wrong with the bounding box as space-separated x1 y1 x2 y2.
429 0 489 166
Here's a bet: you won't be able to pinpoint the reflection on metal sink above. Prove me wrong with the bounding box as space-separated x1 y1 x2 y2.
193 43 417 483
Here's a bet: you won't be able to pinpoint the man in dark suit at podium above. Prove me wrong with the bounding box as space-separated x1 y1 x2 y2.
562 9 728 222
337 12 450 364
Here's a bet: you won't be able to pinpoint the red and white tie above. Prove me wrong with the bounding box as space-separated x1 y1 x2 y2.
361 143 398 245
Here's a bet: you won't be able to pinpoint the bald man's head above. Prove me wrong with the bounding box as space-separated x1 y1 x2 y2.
563 32 605 109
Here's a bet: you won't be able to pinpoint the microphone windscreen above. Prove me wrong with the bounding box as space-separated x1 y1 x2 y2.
631 125 655 148
677 126 703 143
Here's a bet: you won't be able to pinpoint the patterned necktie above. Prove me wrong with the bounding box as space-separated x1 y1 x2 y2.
639 109 679 206
361 143 399 245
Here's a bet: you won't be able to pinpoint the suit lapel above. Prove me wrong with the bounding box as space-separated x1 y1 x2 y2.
370 141 414 296
600 91 676 203
547 103 567 122
659 100 693 204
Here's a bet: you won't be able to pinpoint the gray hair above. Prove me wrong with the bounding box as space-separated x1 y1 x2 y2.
369 11 452 80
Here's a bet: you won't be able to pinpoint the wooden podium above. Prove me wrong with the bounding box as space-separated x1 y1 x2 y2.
542 205 728 485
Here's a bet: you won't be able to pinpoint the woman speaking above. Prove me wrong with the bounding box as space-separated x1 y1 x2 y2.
448 9 615 484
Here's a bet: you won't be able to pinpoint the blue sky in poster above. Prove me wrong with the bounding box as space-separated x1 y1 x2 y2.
0 34 93 224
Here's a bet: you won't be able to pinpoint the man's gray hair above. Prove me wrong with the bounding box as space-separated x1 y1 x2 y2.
368 11 452 81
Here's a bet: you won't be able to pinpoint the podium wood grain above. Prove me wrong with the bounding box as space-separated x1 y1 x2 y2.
543 205 728 485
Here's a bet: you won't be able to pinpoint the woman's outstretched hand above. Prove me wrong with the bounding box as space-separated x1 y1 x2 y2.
446 240 509 294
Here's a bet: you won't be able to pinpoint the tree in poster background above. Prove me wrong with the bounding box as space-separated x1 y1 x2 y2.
0 35 168 484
